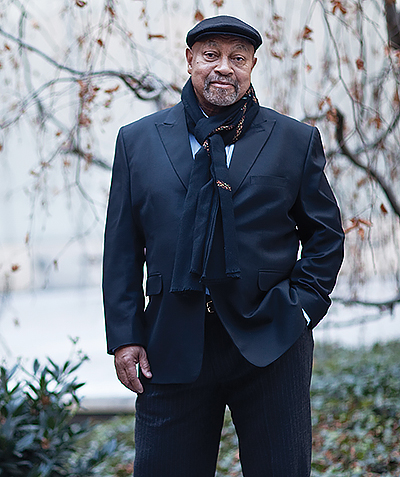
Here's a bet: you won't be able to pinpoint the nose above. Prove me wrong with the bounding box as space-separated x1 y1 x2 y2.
214 55 233 75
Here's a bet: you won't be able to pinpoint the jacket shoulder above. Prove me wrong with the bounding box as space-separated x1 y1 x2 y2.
259 106 314 135
120 102 183 137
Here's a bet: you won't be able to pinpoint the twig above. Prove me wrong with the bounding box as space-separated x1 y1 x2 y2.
333 293 400 311
335 108 400 218
0 27 168 100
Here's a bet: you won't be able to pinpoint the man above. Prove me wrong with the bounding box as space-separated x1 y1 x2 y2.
103 15 344 477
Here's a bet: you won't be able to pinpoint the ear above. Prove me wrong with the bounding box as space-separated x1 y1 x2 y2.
186 48 193 75
251 56 257 71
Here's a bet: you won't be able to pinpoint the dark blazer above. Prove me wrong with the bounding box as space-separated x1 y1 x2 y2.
103 102 344 384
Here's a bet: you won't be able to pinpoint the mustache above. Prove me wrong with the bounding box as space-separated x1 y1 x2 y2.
204 74 239 90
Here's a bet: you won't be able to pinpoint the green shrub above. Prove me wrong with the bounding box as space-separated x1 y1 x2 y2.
311 341 400 476
0 355 115 477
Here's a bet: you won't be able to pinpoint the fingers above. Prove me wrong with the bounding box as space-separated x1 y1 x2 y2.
138 347 153 379
114 345 152 394
116 363 143 394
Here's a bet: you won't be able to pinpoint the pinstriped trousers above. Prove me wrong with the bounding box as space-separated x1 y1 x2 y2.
134 312 314 477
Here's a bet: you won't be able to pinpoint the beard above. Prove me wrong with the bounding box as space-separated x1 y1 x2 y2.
203 74 240 106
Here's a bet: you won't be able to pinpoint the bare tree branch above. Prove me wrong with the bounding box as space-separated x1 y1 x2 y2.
66 146 111 171
334 108 400 218
354 107 400 156
334 293 400 312
0 26 170 102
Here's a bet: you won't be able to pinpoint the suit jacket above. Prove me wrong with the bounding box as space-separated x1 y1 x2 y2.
103 102 344 384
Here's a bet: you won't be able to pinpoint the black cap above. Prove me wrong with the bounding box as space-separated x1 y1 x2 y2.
186 15 262 51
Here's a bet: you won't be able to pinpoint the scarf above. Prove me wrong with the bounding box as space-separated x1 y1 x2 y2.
170 78 260 293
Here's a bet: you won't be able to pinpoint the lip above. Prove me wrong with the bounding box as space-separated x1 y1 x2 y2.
210 82 234 89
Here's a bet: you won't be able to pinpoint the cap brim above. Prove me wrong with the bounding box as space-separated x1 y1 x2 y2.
188 31 258 50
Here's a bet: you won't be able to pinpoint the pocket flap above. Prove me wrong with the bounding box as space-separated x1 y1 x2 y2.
146 273 162 296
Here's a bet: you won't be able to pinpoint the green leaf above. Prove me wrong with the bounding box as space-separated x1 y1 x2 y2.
15 433 35 452
33 360 40 375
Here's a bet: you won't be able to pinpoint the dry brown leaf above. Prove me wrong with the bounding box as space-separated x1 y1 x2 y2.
326 108 338 123
105 85 120 94
331 165 341 178
331 0 347 14
148 34 166 40
271 50 284 60
194 10 205 22
356 58 364 70
357 177 368 188
106 6 116 17
84 153 93 164
78 113 91 127
394 88 400 105
369 114 382 129
358 218 372 227
41 438 50 449
302 26 313 41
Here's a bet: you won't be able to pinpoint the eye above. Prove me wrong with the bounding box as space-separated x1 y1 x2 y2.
233 56 246 64
204 51 217 60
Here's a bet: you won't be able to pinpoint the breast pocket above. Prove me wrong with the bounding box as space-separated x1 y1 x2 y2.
248 176 290 213
250 175 288 188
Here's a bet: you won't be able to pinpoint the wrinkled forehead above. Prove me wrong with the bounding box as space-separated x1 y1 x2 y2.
195 34 254 53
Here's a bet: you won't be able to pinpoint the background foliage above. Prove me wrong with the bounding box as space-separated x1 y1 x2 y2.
71 341 400 476
0 351 114 476
1 341 399 474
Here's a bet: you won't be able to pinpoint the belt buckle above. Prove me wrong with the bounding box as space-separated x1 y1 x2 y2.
206 300 215 314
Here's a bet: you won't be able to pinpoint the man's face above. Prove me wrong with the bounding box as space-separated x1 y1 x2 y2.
186 35 257 116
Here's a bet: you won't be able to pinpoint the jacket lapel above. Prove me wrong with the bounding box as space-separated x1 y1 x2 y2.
156 104 276 194
156 102 192 190
229 110 276 194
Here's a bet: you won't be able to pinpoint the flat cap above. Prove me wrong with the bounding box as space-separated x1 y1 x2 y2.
186 15 262 51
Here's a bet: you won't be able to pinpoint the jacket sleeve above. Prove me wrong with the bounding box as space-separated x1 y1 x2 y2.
290 127 345 329
102 128 146 353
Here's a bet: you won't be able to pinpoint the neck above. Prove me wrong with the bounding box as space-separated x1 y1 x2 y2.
197 99 228 117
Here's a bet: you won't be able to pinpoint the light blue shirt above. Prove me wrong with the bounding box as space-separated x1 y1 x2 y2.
189 134 235 167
